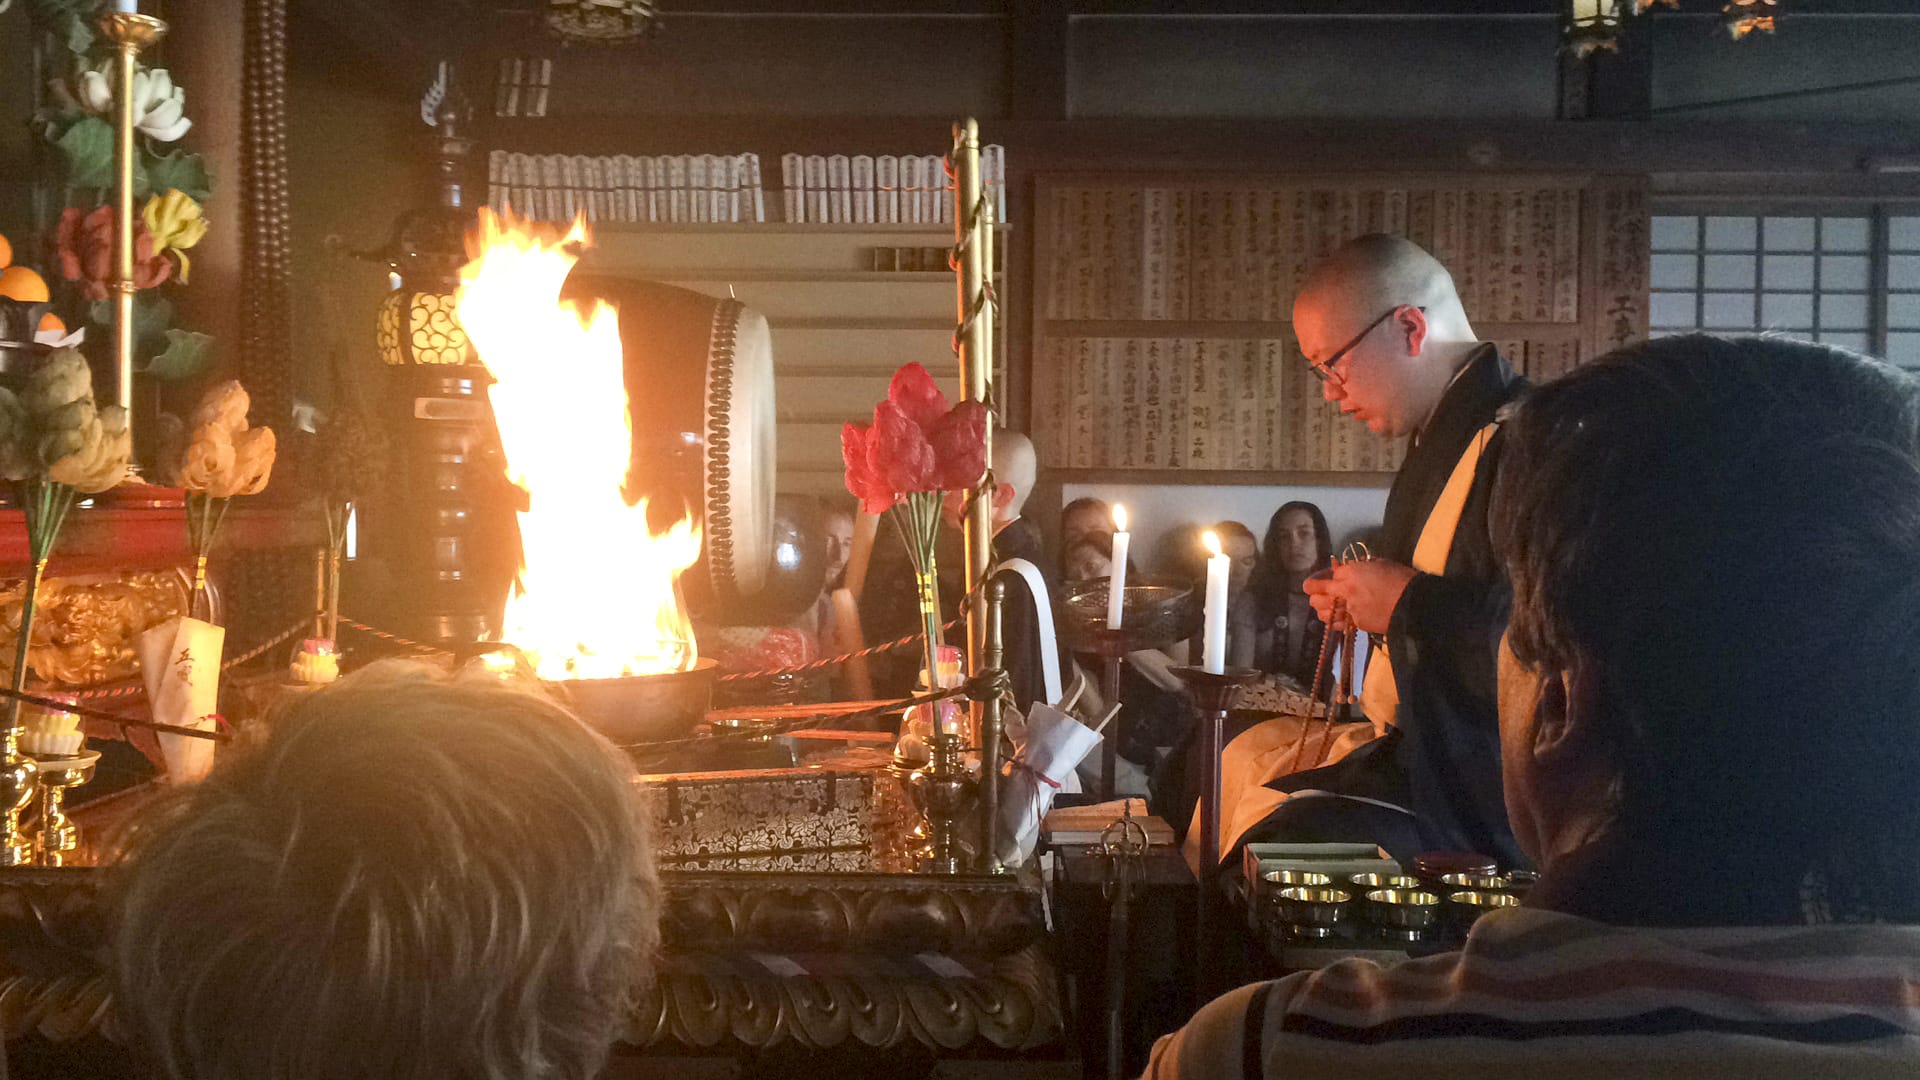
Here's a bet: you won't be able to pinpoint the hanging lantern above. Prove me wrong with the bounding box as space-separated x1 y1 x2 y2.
1723 0 1781 39
546 0 660 45
1565 0 1625 57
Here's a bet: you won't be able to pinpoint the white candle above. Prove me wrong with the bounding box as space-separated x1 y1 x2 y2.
115 0 137 12
1202 530 1229 674
1105 503 1130 629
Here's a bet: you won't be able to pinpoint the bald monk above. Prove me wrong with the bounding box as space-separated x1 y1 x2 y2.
864 428 1065 712
1241 234 1528 866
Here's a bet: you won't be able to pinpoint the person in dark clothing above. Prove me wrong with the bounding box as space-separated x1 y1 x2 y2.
1234 500 1334 685
1242 233 1529 866
862 429 1067 714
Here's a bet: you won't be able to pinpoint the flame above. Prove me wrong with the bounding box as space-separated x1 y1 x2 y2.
1203 530 1222 558
456 208 700 680
1112 503 1128 532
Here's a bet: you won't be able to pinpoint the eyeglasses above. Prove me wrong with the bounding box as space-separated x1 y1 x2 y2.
1304 306 1423 385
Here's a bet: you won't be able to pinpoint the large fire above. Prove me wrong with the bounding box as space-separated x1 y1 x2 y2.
456 208 700 680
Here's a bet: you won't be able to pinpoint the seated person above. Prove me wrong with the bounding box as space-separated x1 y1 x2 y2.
1061 530 1187 788
1146 335 1920 1076
112 661 660 1080
1232 502 1332 684
1059 496 1113 562
862 429 1067 714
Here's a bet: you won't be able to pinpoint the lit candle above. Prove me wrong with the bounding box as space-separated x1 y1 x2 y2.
1202 530 1229 674
1105 503 1130 629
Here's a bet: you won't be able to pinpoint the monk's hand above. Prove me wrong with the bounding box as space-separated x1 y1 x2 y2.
1304 559 1418 637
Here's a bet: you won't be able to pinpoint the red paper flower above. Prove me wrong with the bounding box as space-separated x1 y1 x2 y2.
55 205 171 302
841 362 989 511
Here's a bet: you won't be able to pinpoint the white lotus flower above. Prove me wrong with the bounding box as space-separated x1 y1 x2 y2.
74 64 192 143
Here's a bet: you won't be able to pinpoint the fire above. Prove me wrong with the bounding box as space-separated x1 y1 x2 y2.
456 208 700 680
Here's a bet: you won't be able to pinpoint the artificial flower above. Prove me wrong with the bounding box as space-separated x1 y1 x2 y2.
870 400 935 494
841 423 892 515
143 191 207 281
926 400 988 490
191 379 250 433
175 422 234 490
55 205 170 302
21 349 92 419
47 405 131 493
887 362 950 430
76 64 191 143
0 390 35 483
840 362 990 512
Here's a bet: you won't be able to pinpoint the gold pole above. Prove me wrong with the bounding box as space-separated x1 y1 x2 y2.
952 119 991 671
99 12 168 441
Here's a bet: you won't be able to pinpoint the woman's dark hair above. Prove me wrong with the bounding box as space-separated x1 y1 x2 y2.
1213 520 1257 553
1491 333 1920 921
1248 501 1332 621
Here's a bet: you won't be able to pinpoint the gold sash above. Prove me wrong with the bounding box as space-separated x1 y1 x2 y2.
1358 421 1501 732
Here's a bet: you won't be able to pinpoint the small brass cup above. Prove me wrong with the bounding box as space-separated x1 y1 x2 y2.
1441 872 1513 891
1363 887 1442 942
1350 872 1423 891
1263 869 1332 891
1273 886 1351 939
1448 888 1520 932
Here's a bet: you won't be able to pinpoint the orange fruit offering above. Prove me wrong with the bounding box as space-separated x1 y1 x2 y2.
0 265 50 304
0 233 12 269
37 313 65 336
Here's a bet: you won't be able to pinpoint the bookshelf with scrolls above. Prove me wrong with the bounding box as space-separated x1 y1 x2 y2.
1031 174 1650 483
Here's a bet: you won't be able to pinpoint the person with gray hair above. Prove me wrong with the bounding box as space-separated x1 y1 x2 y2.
110 662 659 1080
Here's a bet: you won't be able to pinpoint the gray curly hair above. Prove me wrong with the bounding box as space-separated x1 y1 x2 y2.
110 660 659 1080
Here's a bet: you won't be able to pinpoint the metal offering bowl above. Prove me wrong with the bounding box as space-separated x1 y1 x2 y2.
1448 889 1521 931
552 658 720 746
1350 872 1423 891
1441 872 1514 891
1273 885 1351 938
1363 888 1441 941
1263 869 1333 890
1060 576 1202 654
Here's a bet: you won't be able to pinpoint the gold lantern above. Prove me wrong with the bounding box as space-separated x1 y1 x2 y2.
376 287 472 367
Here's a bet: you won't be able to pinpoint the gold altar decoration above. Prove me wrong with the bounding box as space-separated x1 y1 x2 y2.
0 572 188 688
98 9 169 429
375 289 472 366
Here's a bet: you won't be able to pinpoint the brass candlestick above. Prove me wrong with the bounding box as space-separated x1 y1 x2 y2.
1172 665 1260 995
33 751 100 867
0 744 35 867
99 10 169 432
908 731 976 875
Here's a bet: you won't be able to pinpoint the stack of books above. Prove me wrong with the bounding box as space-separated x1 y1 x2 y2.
780 147 1006 225
1043 798 1175 847
487 151 768 224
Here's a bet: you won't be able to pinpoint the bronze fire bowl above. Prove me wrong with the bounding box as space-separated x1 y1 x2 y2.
550 658 720 746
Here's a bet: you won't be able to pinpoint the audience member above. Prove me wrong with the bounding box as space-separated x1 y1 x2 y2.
1062 526 1187 790
1146 335 1920 1077
1233 501 1333 684
112 662 660 1080
1059 496 1113 558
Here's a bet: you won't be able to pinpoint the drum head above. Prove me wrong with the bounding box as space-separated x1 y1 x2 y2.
560 275 776 610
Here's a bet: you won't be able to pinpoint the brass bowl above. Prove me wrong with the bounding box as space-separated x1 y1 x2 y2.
1272 886 1351 939
1060 576 1201 654
552 658 720 745
1441 872 1513 891
1448 889 1521 931
1363 888 1441 942
1350 872 1423 891
1263 869 1333 890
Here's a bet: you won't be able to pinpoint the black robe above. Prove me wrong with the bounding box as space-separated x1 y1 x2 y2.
1261 344 1529 865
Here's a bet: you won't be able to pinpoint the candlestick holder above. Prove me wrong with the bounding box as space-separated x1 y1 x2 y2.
0 742 36 867
907 730 976 874
1061 577 1201 798
32 751 99 866
1172 664 1260 994
98 10 169 435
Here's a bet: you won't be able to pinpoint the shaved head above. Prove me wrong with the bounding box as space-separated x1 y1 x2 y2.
993 428 1036 519
1295 234 1472 340
1292 234 1485 438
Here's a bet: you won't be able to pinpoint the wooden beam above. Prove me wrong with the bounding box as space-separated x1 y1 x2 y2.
1009 0 1069 122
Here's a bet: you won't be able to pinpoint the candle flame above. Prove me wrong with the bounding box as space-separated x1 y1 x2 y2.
1203 530 1222 557
1112 503 1128 532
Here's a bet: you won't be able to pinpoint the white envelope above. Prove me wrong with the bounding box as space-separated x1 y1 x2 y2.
996 701 1101 868
136 615 225 783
